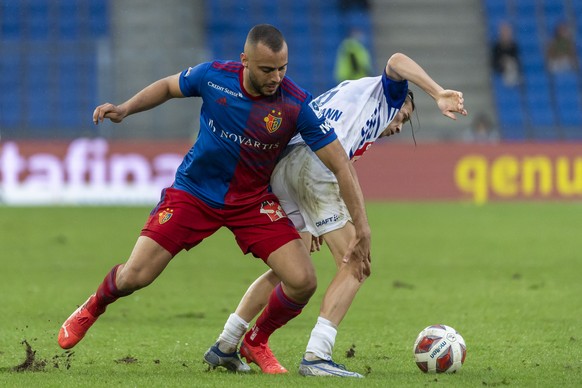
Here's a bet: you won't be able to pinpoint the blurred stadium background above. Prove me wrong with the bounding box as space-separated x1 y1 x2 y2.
1 0 581 204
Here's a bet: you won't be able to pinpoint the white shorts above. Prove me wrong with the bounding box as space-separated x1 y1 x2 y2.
270 144 351 237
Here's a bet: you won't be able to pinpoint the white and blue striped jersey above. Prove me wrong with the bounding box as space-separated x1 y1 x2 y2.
290 72 408 161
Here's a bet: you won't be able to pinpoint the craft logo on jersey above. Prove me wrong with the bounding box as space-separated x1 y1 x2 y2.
264 110 282 133
260 200 287 222
158 208 173 224
216 97 228 106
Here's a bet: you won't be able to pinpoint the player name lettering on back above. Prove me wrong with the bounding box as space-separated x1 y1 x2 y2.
321 108 343 122
310 101 338 135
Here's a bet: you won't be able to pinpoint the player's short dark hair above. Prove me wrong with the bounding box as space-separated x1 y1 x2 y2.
246 24 286 52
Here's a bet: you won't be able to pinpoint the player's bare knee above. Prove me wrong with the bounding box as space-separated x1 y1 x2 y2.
285 272 317 302
304 274 317 297
297 271 317 299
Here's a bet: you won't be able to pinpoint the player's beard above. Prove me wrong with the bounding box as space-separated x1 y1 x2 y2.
249 72 279 97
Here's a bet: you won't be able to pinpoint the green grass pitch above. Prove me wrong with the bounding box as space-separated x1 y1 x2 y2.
0 202 581 387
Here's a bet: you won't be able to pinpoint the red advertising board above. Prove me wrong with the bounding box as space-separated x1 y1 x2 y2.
355 141 582 203
1 139 581 204
0 138 189 205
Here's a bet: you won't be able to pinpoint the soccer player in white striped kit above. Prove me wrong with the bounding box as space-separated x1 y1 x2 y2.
204 52 468 377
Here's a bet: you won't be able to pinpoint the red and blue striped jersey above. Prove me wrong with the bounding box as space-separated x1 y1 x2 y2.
173 60 337 208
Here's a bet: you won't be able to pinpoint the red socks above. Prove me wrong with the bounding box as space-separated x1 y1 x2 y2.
244 283 306 346
87 264 133 316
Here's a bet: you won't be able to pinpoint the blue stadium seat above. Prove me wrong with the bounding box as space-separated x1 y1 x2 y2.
1 1 22 39
514 0 536 18
524 75 556 129
0 43 20 77
26 86 52 129
58 1 80 40
0 93 22 127
554 97 582 127
88 0 108 36
514 18 539 44
483 0 509 42
29 15 51 40
525 95 556 128
27 0 51 39
0 53 21 126
552 70 579 89
492 76 527 139
484 0 508 19
521 60 546 80
0 0 110 133
551 71 582 126
481 0 582 140
541 0 566 16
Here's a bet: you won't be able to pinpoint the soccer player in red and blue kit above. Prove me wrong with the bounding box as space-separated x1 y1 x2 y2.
57 24 371 374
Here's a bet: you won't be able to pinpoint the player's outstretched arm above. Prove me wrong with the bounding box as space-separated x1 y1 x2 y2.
385 53 468 120
93 73 184 124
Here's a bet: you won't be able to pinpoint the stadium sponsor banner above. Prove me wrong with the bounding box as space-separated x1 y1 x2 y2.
0 138 189 205
1 139 581 205
355 142 582 204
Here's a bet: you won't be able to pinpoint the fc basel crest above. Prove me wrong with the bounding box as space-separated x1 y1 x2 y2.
264 110 282 133
158 208 173 224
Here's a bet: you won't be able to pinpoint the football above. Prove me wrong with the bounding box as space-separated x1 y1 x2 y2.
413 324 466 373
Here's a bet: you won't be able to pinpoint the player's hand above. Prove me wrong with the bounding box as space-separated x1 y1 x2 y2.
342 229 371 281
93 103 128 124
310 235 323 253
436 90 468 120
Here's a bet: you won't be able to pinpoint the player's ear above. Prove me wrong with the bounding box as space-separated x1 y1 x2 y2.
240 52 248 67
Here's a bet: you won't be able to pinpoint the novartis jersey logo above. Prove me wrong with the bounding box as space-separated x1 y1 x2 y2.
208 119 280 150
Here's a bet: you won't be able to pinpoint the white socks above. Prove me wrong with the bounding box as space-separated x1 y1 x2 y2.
305 316 337 361
217 313 249 353
216 313 338 360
